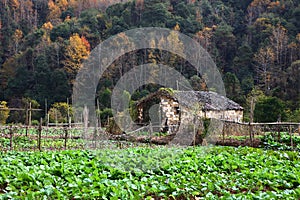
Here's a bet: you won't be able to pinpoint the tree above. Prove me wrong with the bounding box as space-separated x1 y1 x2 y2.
269 24 288 69
47 0 62 25
286 60 300 107
12 29 23 53
19 0 35 30
0 101 9 125
247 17 273 49
213 22 236 70
190 75 207 91
9 0 20 22
41 22 53 44
194 26 214 52
243 87 265 122
232 44 254 80
97 88 111 109
167 24 184 71
78 9 107 47
108 16 129 35
0 56 18 90
254 46 275 93
241 76 254 95
289 108 300 123
173 2 191 19
141 1 170 27
63 33 90 84
288 6 300 34
223 72 243 104
135 0 144 24
246 0 271 26
47 0 69 25
254 96 286 122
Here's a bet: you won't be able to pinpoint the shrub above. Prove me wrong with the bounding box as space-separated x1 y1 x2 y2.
48 102 73 123
31 120 39 126
0 101 9 125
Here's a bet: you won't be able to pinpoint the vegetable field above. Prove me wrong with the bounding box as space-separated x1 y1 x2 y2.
1 146 300 199
0 126 85 151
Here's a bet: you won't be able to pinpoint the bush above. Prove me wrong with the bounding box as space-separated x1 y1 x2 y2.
96 108 113 126
31 120 39 126
106 117 123 135
0 101 9 125
48 102 73 123
289 108 300 122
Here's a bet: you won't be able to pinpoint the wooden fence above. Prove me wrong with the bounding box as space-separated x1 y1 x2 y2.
0 123 109 151
1 121 300 151
216 121 300 147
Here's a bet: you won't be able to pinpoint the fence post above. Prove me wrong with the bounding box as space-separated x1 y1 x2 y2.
29 102 32 127
222 123 225 144
93 126 97 149
249 122 253 147
277 123 281 142
25 125 28 137
38 118 42 151
9 126 13 150
148 121 153 146
289 125 293 148
64 127 68 150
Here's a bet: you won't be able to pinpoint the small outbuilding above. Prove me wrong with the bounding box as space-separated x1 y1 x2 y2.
136 89 243 133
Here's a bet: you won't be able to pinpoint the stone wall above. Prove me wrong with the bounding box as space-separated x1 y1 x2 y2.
160 97 180 133
205 110 243 122
138 95 243 134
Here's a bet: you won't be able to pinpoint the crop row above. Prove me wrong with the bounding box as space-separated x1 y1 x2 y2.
0 146 300 199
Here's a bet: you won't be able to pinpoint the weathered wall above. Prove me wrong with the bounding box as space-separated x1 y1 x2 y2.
205 110 243 122
138 96 243 134
160 97 180 133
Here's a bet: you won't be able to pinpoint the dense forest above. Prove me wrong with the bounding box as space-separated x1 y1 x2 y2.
0 0 300 124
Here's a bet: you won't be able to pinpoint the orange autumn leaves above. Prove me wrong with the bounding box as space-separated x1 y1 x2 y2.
63 33 90 83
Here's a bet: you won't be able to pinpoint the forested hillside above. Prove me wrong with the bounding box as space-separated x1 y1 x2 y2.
0 0 300 123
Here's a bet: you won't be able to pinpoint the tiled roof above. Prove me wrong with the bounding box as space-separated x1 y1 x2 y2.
137 90 243 111
174 91 243 111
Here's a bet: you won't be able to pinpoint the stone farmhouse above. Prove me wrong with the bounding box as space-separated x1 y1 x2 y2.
136 89 243 133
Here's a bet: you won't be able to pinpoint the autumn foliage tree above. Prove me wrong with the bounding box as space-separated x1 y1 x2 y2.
63 33 90 84
1 0 300 124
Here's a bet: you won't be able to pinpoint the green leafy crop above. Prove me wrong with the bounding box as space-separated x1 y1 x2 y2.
0 146 299 199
